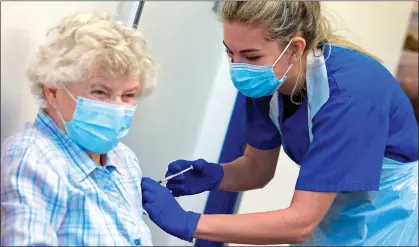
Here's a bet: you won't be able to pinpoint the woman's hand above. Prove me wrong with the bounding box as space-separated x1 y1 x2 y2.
165 159 224 196
141 177 201 242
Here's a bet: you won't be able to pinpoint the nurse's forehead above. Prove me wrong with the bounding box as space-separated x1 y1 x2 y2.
223 22 269 51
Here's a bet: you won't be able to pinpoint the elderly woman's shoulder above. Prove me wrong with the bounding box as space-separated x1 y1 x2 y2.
110 142 140 164
1 123 48 156
108 142 144 174
1 123 74 204
111 142 137 158
0 122 64 175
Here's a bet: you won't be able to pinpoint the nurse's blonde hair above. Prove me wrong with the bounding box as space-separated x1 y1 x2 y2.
218 1 380 102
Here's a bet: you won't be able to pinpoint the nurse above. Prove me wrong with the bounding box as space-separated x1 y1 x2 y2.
142 1 418 245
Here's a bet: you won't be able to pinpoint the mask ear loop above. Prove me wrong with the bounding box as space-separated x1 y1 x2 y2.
272 39 294 67
272 39 304 105
282 64 294 77
272 39 295 84
272 63 294 94
57 86 78 125
62 86 78 102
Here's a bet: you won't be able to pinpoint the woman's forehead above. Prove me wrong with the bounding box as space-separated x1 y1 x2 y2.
83 73 142 90
223 22 271 51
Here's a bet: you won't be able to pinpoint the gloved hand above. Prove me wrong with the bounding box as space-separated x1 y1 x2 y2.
165 159 224 197
141 177 201 242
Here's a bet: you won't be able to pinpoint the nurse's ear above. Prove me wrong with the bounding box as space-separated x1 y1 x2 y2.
289 37 306 65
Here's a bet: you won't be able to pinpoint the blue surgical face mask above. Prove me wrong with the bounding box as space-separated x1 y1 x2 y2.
230 40 294 98
58 87 136 154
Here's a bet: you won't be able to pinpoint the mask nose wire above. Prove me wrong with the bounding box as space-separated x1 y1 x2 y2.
272 39 294 67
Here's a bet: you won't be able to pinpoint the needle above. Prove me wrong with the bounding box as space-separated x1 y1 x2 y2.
158 165 194 184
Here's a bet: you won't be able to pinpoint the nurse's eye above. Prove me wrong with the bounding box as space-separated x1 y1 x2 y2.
245 56 261 61
225 50 234 63
227 56 233 63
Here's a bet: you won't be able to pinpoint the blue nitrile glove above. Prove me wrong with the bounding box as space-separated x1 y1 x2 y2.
165 159 224 197
141 177 201 242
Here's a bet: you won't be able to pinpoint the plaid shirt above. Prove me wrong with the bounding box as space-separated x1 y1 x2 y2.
1 111 152 246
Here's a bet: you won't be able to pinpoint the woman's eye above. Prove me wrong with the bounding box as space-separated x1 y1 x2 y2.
92 90 107 95
226 55 233 63
225 51 234 62
124 93 136 98
246 56 261 61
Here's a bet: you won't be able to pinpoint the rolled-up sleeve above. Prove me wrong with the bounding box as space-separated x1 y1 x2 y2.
1 145 68 246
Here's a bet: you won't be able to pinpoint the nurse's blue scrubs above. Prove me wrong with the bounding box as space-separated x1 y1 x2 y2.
245 45 418 246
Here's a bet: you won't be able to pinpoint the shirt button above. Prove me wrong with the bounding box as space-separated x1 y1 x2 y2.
134 239 141 245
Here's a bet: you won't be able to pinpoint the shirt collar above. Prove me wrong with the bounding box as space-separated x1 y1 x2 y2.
102 153 127 177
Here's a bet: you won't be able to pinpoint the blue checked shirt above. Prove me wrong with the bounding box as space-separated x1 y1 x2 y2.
1 111 152 246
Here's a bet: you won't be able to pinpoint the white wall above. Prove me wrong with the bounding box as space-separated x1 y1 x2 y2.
230 2 412 247
323 1 413 74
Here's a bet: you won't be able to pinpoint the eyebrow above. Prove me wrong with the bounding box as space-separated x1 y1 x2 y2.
91 81 112 91
123 85 140 93
90 78 140 91
223 40 261 53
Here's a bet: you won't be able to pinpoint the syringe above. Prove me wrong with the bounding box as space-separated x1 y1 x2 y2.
158 165 194 184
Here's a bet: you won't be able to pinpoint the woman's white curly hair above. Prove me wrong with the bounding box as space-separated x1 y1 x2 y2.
27 11 158 108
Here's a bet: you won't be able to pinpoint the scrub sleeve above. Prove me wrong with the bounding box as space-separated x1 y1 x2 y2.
245 95 282 150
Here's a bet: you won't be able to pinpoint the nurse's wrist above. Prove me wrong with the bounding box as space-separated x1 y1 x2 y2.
184 211 201 242
211 163 225 190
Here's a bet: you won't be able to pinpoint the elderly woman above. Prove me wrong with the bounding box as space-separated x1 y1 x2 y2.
1 12 157 246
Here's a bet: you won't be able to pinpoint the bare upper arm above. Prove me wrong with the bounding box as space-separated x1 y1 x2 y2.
243 145 336 234
243 144 280 183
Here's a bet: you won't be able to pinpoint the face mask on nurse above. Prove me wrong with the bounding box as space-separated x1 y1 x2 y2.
229 39 294 98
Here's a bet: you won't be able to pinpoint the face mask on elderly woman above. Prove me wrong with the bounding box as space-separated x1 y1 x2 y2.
56 87 137 154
